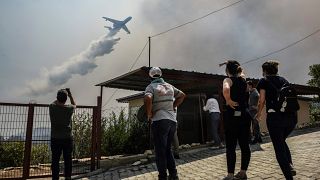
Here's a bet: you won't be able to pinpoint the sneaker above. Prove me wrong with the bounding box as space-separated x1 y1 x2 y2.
234 172 247 179
290 164 296 176
222 175 234 180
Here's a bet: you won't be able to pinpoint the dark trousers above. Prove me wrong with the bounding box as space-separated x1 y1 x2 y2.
209 112 221 145
267 112 297 180
249 109 261 140
152 119 177 179
224 111 251 173
51 138 73 180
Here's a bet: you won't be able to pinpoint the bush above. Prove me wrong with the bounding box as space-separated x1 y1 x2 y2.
310 101 320 123
123 118 149 154
30 144 50 165
72 112 92 159
101 108 149 156
101 109 130 155
0 142 24 168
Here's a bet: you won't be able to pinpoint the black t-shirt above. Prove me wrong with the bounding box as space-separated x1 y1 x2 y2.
228 76 249 111
49 102 75 139
256 75 289 111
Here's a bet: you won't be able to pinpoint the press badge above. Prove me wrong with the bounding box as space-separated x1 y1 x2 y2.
234 111 241 117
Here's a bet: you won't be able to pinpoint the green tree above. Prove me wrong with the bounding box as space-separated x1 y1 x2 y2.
308 64 320 87
307 64 320 122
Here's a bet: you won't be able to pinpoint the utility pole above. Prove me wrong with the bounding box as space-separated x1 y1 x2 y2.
148 36 151 67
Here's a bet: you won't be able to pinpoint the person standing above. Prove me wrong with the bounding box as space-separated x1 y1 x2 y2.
49 88 76 180
203 95 223 148
144 67 186 180
256 60 297 180
220 60 251 180
247 81 262 144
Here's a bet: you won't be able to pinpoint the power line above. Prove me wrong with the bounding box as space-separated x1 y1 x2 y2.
129 40 149 71
101 40 149 109
242 28 320 65
151 0 246 38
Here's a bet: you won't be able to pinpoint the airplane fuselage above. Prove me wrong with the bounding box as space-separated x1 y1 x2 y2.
103 16 132 34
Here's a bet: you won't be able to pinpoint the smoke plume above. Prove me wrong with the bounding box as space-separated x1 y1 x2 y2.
140 0 320 84
25 30 121 96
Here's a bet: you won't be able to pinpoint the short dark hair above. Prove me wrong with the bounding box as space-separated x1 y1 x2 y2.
57 89 68 103
262 60 279 75
247 80 253 86
226 60 242 76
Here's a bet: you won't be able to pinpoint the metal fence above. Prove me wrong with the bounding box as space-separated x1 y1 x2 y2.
0 102 100 179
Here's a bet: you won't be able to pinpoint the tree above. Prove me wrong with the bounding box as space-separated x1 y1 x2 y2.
308 64 320 88
307 64 320 122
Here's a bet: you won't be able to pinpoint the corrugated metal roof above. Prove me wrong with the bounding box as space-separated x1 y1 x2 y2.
96 66 320 96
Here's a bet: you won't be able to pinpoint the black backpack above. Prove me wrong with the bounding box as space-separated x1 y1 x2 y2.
268 80 300 112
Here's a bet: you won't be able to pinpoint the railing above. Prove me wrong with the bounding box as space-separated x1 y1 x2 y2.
0 102 100 179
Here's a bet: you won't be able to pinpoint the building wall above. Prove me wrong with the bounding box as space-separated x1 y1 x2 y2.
127 97 311 141
259 99 311 133
128 99 144 109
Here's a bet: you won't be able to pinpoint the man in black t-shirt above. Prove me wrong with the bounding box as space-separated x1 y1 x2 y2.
49 88 76 180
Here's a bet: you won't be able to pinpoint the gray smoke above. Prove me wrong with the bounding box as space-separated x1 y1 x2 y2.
140 0 320 84
25 30 121 96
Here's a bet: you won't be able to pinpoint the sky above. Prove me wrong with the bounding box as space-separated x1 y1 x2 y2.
0 0 319 109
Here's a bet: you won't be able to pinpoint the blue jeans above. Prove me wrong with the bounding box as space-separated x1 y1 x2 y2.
152 119 177 179
209 112 221 145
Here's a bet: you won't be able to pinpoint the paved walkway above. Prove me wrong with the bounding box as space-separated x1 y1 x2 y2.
76 128 320 180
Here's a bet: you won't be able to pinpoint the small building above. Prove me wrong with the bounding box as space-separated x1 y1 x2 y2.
96 66 320 145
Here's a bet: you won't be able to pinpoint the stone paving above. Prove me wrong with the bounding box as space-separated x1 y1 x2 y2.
76 128 320 180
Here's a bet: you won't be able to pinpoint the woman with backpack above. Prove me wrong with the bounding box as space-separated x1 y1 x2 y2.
220 60 251 180
256 60 298 180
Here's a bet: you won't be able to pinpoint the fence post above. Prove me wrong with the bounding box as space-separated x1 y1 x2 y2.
96 96 102 169
23 103 35 179
90 107 97 171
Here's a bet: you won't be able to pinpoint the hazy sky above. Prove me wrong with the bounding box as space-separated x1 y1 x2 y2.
0 0 319 108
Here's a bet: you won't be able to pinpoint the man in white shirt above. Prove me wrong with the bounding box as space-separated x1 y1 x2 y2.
203 95 223 148
144 67 186 180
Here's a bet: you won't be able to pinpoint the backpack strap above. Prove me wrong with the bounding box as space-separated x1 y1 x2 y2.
265 77 286 111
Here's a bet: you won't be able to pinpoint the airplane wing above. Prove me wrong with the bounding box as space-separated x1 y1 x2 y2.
122 25 130 34
102 17 121 24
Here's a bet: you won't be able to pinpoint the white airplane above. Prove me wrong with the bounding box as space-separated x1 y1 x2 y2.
102 16 132 34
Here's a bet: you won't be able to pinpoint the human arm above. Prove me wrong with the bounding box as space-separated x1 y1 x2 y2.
203 100 209 111
256 89 266 121
173 92 186 110
144 94 153 121
222 78 238 109
66 88 76 107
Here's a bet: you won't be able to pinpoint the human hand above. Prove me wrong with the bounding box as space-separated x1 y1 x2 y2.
147 113 153 122
255 112 261 121
65 88 72 97
226 99 238 109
